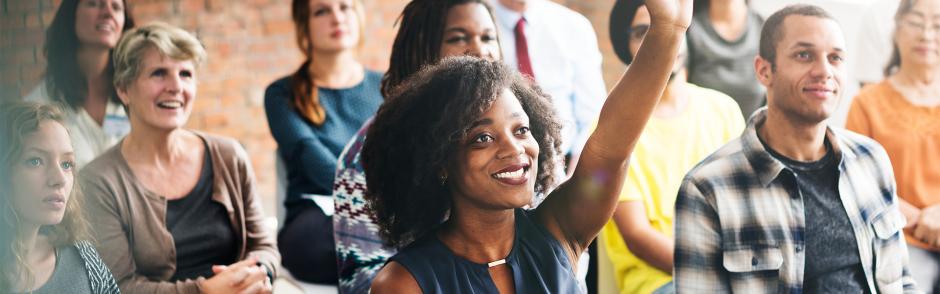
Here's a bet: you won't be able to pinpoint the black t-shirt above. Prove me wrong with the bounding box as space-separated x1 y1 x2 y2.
166 151 238 281
762 138 869 293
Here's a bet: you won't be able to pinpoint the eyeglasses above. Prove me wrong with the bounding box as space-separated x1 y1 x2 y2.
629 24 650 41
900 18 940 34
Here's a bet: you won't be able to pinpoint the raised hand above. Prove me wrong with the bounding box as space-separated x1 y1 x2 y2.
644 0 694 31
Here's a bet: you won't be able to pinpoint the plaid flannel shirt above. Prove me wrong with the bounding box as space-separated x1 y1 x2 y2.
674 109 919 294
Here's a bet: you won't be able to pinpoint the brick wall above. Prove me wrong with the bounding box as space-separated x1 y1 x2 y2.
0 0 622 218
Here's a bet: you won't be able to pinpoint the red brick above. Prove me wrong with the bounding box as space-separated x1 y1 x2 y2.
132 1 173 18
176 0 206 14
203 111 229 127
25 13 42 28
1 14 24 29
0 68 18 82
41 11 55 26
12 48 35 63
20 64 42 82
263 19 293 35
12 29 45 46
7 0 40 13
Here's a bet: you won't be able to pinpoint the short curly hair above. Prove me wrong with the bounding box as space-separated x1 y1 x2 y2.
362 56 562 248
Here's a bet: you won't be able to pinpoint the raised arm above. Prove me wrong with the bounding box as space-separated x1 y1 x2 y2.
536 0 694 253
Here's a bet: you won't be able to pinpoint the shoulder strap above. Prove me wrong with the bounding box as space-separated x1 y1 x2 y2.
74 241 121 294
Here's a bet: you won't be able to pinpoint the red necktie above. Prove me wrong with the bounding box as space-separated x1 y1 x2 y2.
515 17 535 79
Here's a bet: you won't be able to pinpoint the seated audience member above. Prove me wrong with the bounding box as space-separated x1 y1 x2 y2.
490 0 608 172
25 0 135 168
332 0 502 292
847 0 940 292
264 0 380 285
855 0 900 87
364 0 692 291
686 0 765 118
0 101 119 294
603 1 744 293
80 22 279 293
675 5 919 293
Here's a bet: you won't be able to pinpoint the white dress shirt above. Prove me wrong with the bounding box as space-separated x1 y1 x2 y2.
492 0 607 156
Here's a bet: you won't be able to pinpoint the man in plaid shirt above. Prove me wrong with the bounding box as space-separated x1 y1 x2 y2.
674 4 920 293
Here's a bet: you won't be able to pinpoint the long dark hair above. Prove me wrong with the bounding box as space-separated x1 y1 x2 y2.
363 57 562 248
885 0 917 77
0 101 90 292
44 0 135 109
289 0 365 126
381 0 497 97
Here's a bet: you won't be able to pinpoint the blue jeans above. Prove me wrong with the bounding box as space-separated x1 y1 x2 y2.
652 281 675 294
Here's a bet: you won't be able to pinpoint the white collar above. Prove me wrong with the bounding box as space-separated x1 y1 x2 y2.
491 0 541 29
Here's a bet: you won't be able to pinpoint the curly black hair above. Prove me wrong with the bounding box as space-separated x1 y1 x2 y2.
362 57 562 248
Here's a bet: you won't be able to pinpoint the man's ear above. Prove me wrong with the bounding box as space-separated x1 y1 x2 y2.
755 55 774 88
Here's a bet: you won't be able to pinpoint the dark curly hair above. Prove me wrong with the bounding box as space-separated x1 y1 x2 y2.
362 57 562 248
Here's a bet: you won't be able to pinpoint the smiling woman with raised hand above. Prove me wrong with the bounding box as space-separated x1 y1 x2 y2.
331 0 502 292
0 101 119 294
79 22 279 294
363 0 693 292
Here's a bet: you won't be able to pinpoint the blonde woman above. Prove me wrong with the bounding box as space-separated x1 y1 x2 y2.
0 101 118 294
81 23 279 294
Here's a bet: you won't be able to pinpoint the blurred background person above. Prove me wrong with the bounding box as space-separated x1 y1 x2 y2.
604 0 744 293
25 0 136 168
1 101 119 294
491 0 607 173
332 0 502 292
264 0 377 286
81 22 278 293
847 0 940 292
687 0 765 119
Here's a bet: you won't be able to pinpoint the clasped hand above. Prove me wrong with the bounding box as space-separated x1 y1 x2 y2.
201 256 272 294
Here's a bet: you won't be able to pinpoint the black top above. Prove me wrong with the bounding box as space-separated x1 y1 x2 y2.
390 208 582 294
763 139 869 293
166 150 238 281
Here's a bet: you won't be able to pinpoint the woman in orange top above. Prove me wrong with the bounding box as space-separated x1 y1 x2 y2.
846 0 940 291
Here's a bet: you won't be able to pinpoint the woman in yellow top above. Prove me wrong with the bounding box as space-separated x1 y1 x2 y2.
603 0 744 293
846 0 940 292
